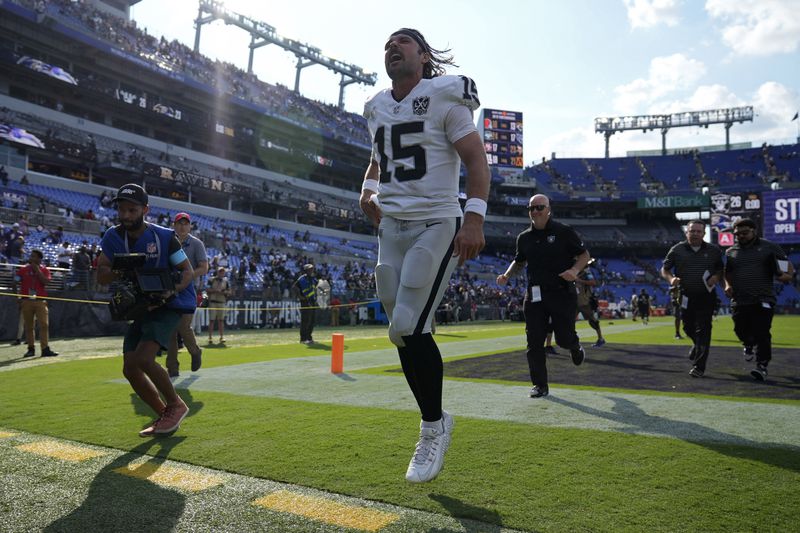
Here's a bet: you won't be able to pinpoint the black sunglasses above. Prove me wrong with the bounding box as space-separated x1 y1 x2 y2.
528 205 548 212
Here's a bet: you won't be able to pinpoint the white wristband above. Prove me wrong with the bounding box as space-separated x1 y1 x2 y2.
362 179 379 193
464 198 487 218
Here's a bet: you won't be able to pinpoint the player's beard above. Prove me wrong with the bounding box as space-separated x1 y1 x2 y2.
122 215 144 232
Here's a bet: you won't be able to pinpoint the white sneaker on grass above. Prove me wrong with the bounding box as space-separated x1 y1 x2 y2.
405 410 454 483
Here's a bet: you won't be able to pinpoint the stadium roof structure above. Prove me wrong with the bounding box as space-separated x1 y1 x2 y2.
192 0 377 109
595 106 754 158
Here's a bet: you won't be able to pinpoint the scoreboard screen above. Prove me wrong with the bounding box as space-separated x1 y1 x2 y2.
479 108 523 168
710 192 762 246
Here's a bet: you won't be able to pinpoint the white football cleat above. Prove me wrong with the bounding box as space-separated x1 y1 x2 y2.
405 410 454 483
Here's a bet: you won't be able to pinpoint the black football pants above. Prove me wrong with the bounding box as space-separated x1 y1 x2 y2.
524 290 579 388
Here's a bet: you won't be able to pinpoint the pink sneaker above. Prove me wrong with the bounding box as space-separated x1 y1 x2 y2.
153 400 189 434
139 409 164 438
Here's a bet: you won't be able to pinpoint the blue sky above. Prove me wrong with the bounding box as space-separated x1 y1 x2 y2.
130 0 800 161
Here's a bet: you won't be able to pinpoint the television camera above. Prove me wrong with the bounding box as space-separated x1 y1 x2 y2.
108 253 177 321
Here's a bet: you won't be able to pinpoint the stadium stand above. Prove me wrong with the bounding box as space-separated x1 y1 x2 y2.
0 0 797 340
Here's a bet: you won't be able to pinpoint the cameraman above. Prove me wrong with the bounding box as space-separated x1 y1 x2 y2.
97 184 196 438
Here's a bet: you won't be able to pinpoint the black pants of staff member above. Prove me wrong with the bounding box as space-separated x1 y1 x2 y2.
732 303 774 366
524 291 579 389
682 293 716 372
299 306 316 342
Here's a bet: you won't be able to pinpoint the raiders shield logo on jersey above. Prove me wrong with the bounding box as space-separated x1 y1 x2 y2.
412 96 430 116
547 235 556 243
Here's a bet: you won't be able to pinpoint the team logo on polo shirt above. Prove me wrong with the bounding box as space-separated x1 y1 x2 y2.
147 242 157 254
547 235 556 243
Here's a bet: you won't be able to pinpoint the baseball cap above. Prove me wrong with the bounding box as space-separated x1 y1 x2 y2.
113 183 148 206
174 212 191 223
303 263 314 271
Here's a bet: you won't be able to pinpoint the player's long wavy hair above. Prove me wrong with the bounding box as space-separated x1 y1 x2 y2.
392 28 457 79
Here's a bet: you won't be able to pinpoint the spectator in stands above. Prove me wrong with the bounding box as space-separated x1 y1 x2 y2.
15 249 58 358
724 218 795 381
7 235 24 263
71 245 91 290
47 225 63 245
0 165 7 186
97 184 195 437
576 261 606 347
57 242 72 270
99 190 114 209
206 267 231 345
661 220 724 378
166 212 207 377
292 264 317 344
497 194 589 399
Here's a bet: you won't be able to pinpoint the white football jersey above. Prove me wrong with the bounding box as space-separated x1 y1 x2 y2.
364 75 480 220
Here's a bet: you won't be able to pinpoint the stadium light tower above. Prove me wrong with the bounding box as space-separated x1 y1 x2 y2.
193 0 377 108
594 106 754 157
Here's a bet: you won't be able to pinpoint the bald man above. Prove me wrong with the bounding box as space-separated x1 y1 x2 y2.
497 194 591 398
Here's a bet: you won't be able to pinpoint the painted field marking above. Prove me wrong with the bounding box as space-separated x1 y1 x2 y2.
0 431 18 438
16 440 107 462
112 460 226 492
253 489 399 532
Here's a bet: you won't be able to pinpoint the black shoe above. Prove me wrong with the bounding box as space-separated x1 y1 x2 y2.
689 366 704 378
570 345 585 366
529 385 549 398
168 369 180 378
41 347 59 357
11 338 22 346
750 363 767 381
155 349 163 357
23 347 35 358
688 346 698 361
743 346 755 362
191 348 202 372
544 346 559 355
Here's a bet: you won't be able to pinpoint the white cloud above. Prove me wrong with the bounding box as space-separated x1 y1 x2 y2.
706 0 800 56
613 54 706 114
623 0 681 28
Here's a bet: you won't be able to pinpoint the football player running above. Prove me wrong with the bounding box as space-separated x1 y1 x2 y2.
360 28 490 483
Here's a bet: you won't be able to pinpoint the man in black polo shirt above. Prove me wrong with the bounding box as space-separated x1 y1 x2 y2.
661 220 724 378
724 218 795 381
497 194 591 398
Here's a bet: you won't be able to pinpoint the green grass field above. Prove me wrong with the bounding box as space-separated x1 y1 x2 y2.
1 316 798 532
